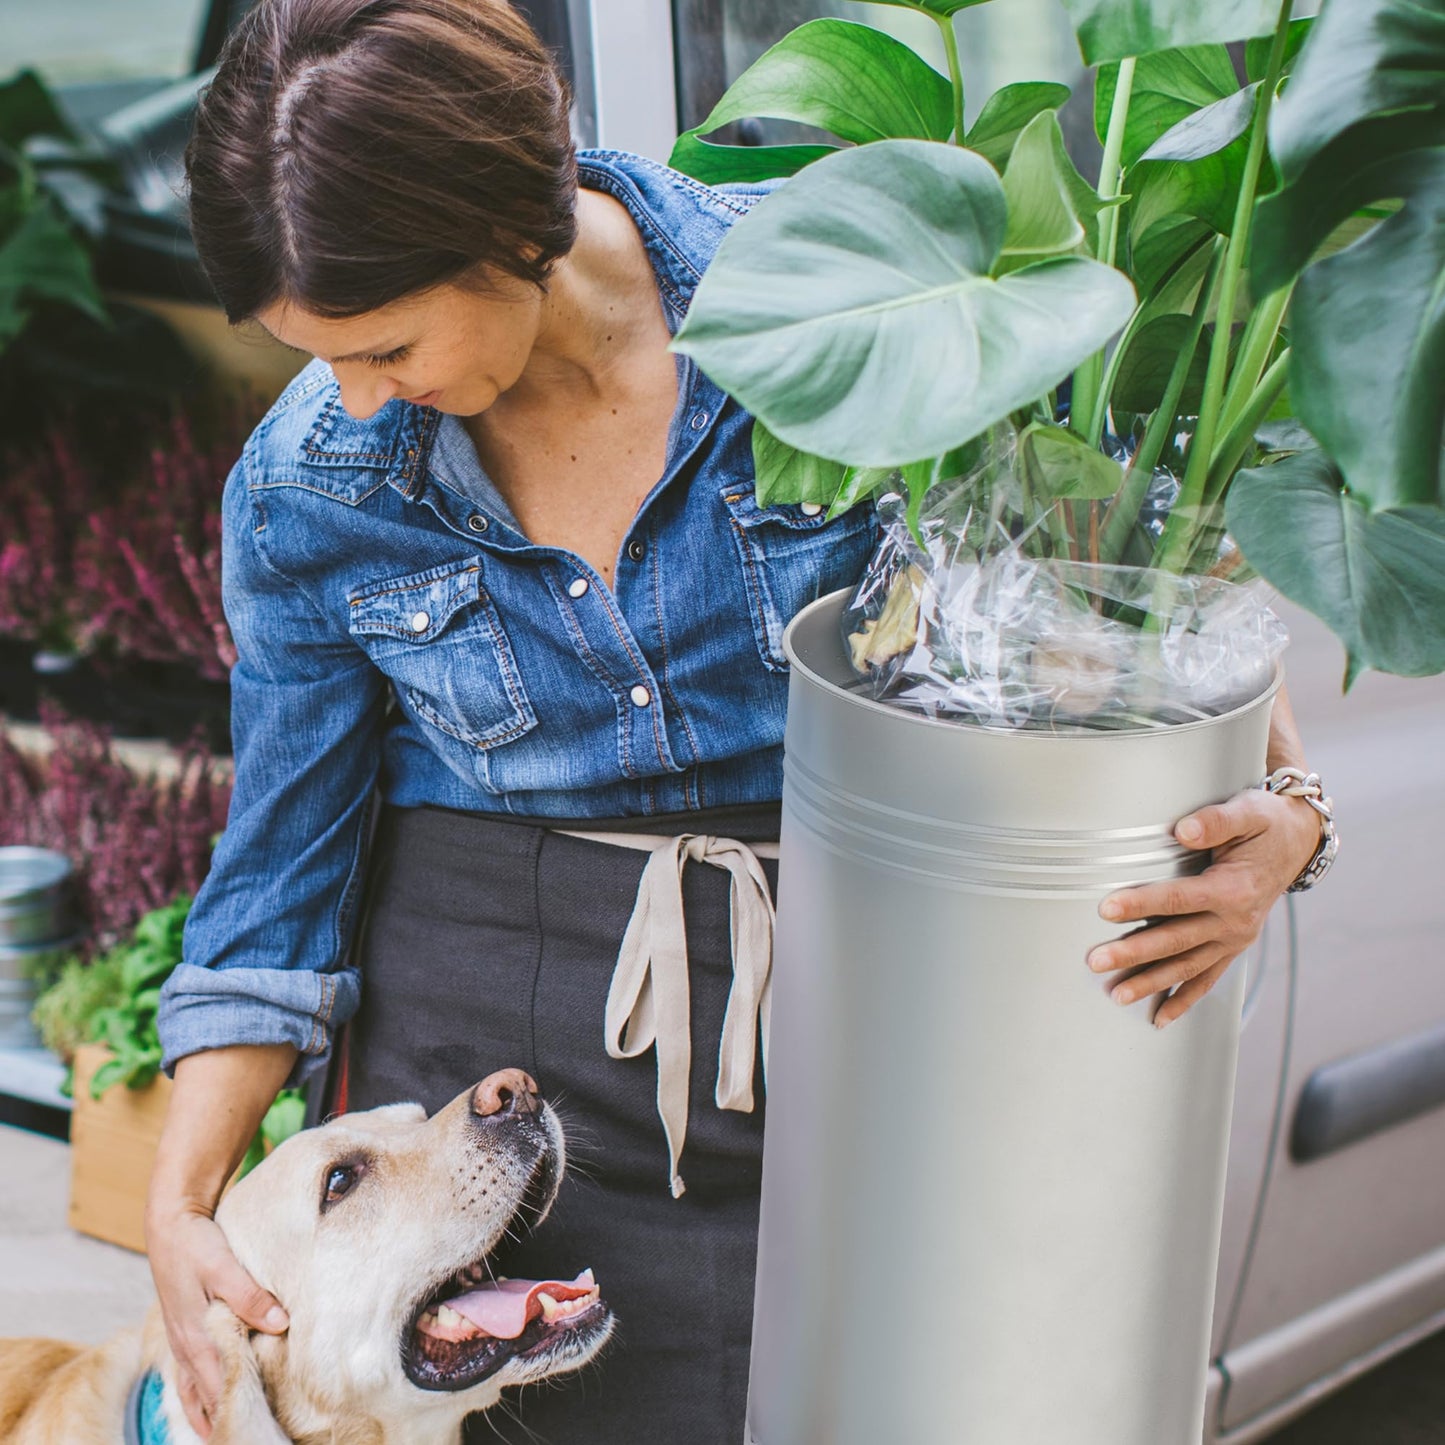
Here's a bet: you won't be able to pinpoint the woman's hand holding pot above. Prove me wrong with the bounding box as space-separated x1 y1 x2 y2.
1087 786 1323 1027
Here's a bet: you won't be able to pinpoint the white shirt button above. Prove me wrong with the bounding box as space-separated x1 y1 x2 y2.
630 685 652 708
410 611 430 632
800 501 823 516
567 577 589 599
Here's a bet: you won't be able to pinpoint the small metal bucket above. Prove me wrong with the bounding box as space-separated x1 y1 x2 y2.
0 939 76 1049
0 847 73 948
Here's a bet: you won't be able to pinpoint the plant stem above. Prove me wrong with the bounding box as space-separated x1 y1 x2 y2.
1204 348 1291 504
1149 0 1293 580
1215 282 1291 445
1087 235 1217 448
1097 237 1226 566
1094 57 1136 272
1183 351 1289 574
1085 304 1145 450
1070 55 1137 438
934 13 966 144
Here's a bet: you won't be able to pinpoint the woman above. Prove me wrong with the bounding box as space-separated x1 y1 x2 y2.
148 1 1330 1439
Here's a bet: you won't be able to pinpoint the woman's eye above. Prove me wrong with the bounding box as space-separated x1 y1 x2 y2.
323 1165 358 1206
364 346 409 368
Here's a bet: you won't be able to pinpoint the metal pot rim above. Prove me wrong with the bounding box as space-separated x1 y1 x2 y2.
0 847 73 900
783 589 1282 743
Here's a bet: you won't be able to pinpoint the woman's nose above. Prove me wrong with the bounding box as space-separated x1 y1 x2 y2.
336 372 399 420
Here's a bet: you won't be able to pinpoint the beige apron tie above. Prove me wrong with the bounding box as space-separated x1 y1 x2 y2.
558 830 779 1199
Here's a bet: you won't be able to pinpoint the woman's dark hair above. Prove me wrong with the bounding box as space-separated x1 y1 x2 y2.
186 0 578 322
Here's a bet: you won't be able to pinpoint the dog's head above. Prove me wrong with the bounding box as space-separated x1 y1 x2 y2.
188 1071 612 1442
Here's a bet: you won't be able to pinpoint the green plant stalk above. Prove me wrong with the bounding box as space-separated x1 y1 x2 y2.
1205 348 1291 505
933 12 966 143
1149 0 1293 581
1070 55 1137 442
1215 282 1291 446
1179 350 1292 576
1086 233 1213 450
1097 238 1226 565
1085 302 1148 450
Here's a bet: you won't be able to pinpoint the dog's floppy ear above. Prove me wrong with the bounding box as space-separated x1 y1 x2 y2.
202 1302 291 1445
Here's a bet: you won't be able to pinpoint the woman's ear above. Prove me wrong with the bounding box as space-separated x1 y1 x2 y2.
201 1303 291 1445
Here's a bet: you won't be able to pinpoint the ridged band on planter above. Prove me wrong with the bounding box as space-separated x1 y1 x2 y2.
746 590 1279 1445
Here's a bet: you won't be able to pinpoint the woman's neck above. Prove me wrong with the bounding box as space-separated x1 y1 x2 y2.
506 188 664 410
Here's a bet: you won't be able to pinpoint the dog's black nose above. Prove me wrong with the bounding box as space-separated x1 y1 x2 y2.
472 1069 542 1120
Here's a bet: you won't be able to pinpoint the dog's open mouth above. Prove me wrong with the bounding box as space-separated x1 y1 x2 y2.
403 1265 607 1390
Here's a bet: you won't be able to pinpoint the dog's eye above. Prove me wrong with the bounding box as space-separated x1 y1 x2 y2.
322 1164 359 1208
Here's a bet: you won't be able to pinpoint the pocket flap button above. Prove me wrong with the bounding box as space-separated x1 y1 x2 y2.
630 685 652 708
568 577 589 599
800 502 823 516
410 611 431 633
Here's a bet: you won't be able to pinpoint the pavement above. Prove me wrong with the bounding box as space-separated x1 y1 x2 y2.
0 1123 154 1345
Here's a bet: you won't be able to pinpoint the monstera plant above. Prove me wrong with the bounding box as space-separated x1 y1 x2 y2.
670 0 1445 689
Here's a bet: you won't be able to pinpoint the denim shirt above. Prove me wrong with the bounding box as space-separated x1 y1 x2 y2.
158 149 879 1086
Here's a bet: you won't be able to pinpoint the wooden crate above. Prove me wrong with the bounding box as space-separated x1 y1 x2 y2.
67 1043 171 1254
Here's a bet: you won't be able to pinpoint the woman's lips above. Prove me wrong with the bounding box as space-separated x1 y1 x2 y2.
407 390 441 406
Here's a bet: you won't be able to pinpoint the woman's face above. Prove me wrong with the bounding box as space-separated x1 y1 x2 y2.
256 274 545 421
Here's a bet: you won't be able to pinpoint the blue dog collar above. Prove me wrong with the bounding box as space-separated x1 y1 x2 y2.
125 1369 172 1445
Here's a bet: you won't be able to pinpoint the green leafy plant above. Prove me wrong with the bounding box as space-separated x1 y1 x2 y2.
30 947 126 1065
0 69 194 436
84 894 192 1097
32 893 304 1173
0 70 110 352
670 0 1445 688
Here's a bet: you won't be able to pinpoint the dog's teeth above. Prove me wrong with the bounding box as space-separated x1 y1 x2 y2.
437 1305 465 1330
419 1312 436 1328
537 1292 561 1322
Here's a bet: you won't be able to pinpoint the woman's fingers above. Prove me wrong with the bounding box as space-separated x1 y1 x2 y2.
148 1209 288 1437
1087 914 1217 974
1172 792 1268 850
1153 956 1235 1029
176 1368 215 1441
1101 942 1229 1012
210 1250 290 1334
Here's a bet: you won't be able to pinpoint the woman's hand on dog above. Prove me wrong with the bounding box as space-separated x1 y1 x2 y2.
147 1043 299 1438
1087 785 1322 1028
148 1205 290 1438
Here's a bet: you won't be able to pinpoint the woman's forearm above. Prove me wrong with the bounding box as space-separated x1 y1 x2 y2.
1266 681 1309 773
147 1043 300 1220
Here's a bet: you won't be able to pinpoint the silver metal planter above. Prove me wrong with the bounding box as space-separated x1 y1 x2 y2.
746 591 1280 1445
0 847 75 1049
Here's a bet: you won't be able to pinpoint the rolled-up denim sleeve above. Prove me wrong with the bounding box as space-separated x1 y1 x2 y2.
159 451 388 1088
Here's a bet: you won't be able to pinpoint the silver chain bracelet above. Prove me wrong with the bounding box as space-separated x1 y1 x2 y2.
1257 766 1339 893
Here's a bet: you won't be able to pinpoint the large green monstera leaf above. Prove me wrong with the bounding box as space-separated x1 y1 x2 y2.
1228 449 1445 685
673 140 1134 468
1059 0 1287 65
667 19 952 186
1252 0 1445 511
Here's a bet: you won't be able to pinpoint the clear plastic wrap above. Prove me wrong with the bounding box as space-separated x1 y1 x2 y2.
841 430 1287 732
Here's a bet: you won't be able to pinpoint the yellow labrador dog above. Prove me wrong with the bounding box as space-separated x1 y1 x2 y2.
0 1069 613 1443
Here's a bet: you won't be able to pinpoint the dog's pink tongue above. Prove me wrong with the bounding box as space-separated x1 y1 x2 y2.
447 1269 596 1340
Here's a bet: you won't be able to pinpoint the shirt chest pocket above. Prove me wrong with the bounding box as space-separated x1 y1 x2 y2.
722 487 881 673
347 559 537 750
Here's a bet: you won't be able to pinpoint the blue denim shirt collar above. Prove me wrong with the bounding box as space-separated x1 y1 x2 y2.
292 149 727 536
